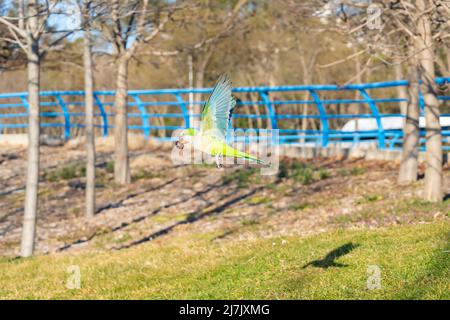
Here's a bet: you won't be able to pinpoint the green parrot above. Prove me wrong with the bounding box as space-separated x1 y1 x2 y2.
175 74 265 168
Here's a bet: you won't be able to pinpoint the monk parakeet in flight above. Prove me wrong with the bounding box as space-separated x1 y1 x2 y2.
175 74 264 168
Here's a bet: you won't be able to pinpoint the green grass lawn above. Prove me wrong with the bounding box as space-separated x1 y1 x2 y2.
0 221 449 299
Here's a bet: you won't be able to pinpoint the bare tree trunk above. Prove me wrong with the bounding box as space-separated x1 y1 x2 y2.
193 70 204 129
241 93 252 128
447 46 450 74
83 22 95 218
193 49 213 128
417 0 443 202
194 68 204 102
114 58 130 184
353 50 364 133
299 55 312 142
244 74 263 128
394 59 408 115
157 105 167 137
301 91 309 143
188 53 194 127
267 48 280 131
21 4 40 258
269 48 279 88
301 55 321 133
398 64 420 184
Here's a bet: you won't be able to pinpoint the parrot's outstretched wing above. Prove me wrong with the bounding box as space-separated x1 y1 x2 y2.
200 74 236 139
229 97 238 122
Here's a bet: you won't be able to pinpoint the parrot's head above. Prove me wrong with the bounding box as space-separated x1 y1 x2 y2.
175 128 198 149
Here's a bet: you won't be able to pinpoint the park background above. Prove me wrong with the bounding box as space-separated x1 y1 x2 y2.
0 0 449 299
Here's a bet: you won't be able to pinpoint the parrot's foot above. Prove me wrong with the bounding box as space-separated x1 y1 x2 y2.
215 154 223 169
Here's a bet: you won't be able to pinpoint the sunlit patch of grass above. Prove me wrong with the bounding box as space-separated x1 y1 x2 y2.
289 202 312 211
44 164 86 182
0 221 448 299
105 161 114 174
265 182 278 190
68 207 81 216
394 231 450 299
113 233 132 244
350 167 367 176
245 196 271 205
331 210 377 225
193 163 216 169
355 194 384 205
222 167 257 188
332 196 449 227
337 169 349 177
131 168 159 182
394 198 450 216
277 161 329 185
241 218 260 227
317 168 330 180
293 167 314 185
152 213 188 224
405 198 447 211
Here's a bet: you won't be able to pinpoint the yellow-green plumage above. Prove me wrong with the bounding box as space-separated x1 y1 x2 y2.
196 134 264 164
184 74 264 165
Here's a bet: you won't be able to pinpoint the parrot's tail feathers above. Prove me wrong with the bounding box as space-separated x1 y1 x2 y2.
255 158 270 166
239 153 269 166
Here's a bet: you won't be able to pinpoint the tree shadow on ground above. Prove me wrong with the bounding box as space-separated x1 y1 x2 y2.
302 242 360 269
113 186 264 250
57 174 240 252
100 177 233 234
57 178 178 251
95 178 178 214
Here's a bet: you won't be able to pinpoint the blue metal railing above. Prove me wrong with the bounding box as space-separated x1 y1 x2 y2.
0 78 449 150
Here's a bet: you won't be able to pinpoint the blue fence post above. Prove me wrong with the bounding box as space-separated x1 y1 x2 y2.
173 93 190 128
259 91 278 129
308 89 328 147
419 90 425 113
54 94 71 139
20 96 29 111
358 89 385 149
20 96 29 113
93 93 108 137
131 94 150 139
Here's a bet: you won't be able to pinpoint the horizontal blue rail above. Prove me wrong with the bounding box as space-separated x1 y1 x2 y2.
0 78 449 150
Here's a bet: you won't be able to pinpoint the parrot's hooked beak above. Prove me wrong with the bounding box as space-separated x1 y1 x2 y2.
175 139 184 150
175 134 186 149
175 129 194 150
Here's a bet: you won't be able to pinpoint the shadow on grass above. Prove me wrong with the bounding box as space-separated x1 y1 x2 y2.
302 242 360 269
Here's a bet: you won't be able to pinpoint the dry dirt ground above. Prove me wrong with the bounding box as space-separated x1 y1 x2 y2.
0 143 449 257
